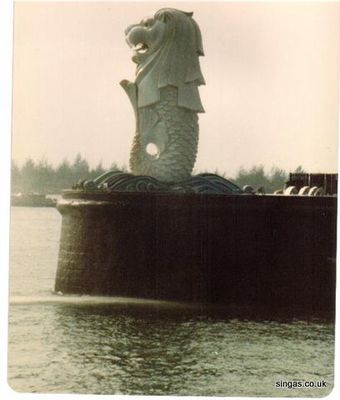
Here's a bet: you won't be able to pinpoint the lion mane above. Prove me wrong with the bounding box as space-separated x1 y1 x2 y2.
134 8 205 112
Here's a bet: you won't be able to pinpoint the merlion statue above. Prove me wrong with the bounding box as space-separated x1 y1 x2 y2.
121 8 205 182
77 9 240 193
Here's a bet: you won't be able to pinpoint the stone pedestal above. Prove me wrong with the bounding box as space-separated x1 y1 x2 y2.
55 191 336 319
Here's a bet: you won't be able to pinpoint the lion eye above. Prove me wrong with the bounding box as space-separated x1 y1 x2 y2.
143 18 155 28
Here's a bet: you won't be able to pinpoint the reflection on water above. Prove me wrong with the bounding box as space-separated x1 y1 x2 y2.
9 303 334 396
8 207 335 396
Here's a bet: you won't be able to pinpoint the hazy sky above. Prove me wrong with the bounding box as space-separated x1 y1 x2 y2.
12 2 339 176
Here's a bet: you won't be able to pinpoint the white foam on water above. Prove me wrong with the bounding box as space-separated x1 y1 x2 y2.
9 293 205 310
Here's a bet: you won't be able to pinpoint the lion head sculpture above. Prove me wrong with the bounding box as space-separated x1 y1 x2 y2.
124 8 205 112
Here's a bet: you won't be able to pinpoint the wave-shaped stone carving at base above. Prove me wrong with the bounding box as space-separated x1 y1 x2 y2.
74 171 243 195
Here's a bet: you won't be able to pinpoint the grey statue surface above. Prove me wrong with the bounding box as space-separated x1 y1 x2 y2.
75 8 241 194
121 8 205 182
74 10 325 199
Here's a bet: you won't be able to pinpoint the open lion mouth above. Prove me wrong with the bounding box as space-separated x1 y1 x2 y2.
133 42 149 54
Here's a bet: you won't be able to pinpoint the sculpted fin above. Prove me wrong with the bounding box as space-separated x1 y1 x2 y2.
120 80 138 117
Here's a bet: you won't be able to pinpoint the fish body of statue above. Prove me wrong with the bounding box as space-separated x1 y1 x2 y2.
121 8 205 182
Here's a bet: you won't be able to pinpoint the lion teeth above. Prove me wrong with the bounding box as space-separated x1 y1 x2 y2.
134 43 149 53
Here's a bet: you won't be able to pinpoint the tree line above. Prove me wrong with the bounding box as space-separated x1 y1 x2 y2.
11 154 126 194
11 154 301 194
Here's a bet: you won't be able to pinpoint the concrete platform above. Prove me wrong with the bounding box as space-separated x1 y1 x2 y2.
55 191 337 320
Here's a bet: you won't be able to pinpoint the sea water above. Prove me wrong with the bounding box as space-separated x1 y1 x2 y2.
7 207 335 396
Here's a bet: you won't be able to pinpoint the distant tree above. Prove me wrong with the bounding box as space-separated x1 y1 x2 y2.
94 162 105 175
268 166 288 193
232 165 289 193
234 165 269 191
72 153 89 182
56 158 71 176
88 161 106 180
213 168 226 178
108 162 128 172
11 160 20 192
20 158 37 192
56 159 73 190
35 158 54 192
109 161 121 171
11 160 20 178
294 165 305 174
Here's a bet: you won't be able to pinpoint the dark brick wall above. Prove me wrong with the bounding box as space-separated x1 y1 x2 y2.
55 192 337 319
